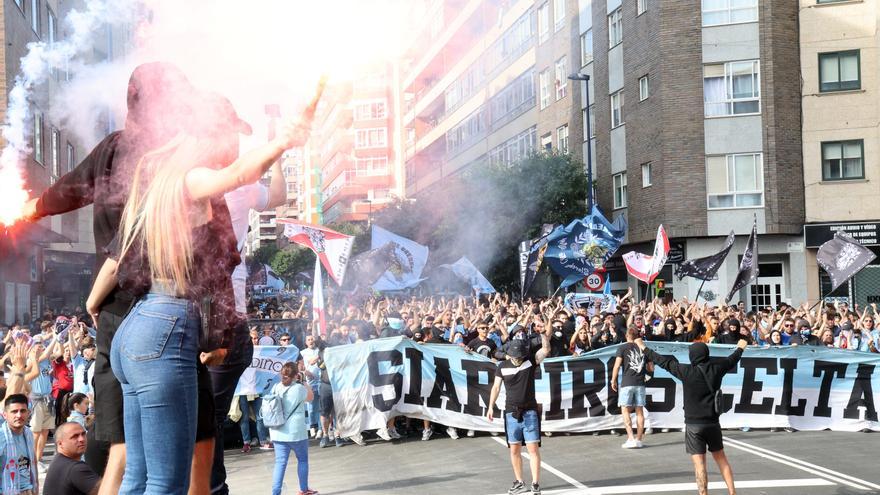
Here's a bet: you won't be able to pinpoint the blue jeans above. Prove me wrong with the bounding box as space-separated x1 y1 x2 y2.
239 396 269 444
306 384 320 428
272 439 309 495
504 410 540 445
110 294 200 495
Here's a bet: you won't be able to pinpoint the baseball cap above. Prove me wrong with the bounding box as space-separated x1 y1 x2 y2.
507 339 529 359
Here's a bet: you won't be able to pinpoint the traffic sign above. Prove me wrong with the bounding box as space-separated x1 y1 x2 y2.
584 272 604 291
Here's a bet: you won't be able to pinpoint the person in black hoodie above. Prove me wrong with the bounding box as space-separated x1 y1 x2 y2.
634 338 747 495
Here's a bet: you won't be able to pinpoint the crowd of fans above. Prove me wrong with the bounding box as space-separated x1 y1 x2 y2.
231 289 880 449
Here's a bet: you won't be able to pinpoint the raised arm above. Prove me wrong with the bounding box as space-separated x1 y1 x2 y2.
635 338 684 380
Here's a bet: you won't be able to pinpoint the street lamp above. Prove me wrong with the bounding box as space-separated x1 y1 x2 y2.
568 72 593 210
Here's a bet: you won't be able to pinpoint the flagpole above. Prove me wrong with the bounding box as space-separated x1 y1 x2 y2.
694 279 706 303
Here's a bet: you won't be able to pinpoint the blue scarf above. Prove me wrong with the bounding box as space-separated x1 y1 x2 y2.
1 422 37 495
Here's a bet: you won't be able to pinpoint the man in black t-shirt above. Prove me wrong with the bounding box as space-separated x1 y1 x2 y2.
44 422 102 495
487 326 550 495
466 323 498 358
611 327 653 449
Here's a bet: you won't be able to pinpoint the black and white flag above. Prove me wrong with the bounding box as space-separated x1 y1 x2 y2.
817 232 876 291
725 220 759 304
675 230 735 281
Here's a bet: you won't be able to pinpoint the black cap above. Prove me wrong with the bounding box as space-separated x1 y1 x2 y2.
507 339 529 359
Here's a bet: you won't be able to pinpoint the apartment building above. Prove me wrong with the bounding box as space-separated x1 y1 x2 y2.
276 148 306 222
1 0 126 323
305 67 400 225
800 0 880 306
588 0 807 308
402 0 544 196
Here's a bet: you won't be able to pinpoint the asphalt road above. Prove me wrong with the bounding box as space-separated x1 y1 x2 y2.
225 428 880 494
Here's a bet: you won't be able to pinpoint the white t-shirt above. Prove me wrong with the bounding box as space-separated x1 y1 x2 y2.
224 183 270 313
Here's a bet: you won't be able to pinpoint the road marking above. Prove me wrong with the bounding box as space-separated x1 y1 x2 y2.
724 436 879 491
490 436 587 490
490 478 834 495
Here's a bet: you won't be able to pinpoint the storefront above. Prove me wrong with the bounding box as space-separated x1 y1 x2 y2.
804 221 880 307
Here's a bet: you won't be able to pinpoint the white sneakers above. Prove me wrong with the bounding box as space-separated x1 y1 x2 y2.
377 428 393 441
447 427 459 440
622 438 644 449
466 429 475 437
389 427 402 439
422 428 434 441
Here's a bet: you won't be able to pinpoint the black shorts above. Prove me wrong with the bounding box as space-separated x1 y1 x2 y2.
94 307 216 444
685 424 724 455
319 382 334 416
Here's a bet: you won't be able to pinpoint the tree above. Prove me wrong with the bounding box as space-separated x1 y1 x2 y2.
368 152 589 291
252 243 279 266
269 245 313 280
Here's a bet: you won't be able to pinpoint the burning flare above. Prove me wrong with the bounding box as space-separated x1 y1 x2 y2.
0 154 29 226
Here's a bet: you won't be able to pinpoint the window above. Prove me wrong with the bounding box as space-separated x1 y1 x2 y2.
703 61 760 117
553 0 565 31
639 75 649 101
33 112 43 165
539 69 551 109
613 173 627 209
50 128 60 178
701 0 758 26
554 57 567 101
580 29 593 66
541 133 552 151
489 69 535 127
557 125 569 153
66 142 75 172
610 90 624 128
354 156 389 176
641 162 652 187
354 99 387 120
30 0 39 35
706 153 764 209
608 8 622 47
355 128 387 149
589 104 595 137
538 3 550 43
822 140 864 180
637 0 647 15
14 0 23 10
446 107 486 154
819 51 860 92
489 126 537 166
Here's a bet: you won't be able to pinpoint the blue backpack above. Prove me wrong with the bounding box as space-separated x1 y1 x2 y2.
261 385 297 428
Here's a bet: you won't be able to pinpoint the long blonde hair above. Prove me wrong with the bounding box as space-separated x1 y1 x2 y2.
118 133 219 293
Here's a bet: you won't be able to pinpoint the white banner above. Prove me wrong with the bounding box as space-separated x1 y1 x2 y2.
324 338 880 438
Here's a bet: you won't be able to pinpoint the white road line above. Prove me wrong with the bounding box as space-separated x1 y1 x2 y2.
490 436 588 490
723 436 877 491
724 437 880 490
490 478 834 495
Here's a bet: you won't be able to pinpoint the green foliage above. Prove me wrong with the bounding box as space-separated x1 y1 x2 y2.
252 244 279 266
368 152 589 291
269 245 313 280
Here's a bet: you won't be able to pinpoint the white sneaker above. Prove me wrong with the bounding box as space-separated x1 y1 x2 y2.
316 429 324 439
622 439 638 449
466 429 475 437
661 428 670 433
309 427 317 438
635 439 644 448
612 429 622 436
544 431 553 437
422 428 433 441
490 431 499 436
37 462 47 474
350 433 366 446
645 427 653 435
447 427 459 440
377 428 392 441
389 427 402 439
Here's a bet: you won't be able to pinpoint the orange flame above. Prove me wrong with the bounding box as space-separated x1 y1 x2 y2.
0 164 29 226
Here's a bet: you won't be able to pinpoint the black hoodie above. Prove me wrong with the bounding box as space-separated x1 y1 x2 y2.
644 343 743 425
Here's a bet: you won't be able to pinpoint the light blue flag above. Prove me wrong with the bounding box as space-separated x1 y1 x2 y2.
543 206 627 287
234 345 301 396
371 225 429 291
438 257 496 294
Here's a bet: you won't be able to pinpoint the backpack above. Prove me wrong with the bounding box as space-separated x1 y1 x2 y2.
696 365 724 415
260 384 300 428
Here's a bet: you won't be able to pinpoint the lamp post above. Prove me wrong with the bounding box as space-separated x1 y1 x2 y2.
568 72 593 210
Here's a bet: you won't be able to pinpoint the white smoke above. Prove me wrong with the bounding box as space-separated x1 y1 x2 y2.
0 0 141 169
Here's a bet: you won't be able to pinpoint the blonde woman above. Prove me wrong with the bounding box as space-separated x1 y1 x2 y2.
85 91 317 494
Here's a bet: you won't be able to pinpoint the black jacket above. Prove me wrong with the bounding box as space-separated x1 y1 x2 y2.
644 343 743 425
